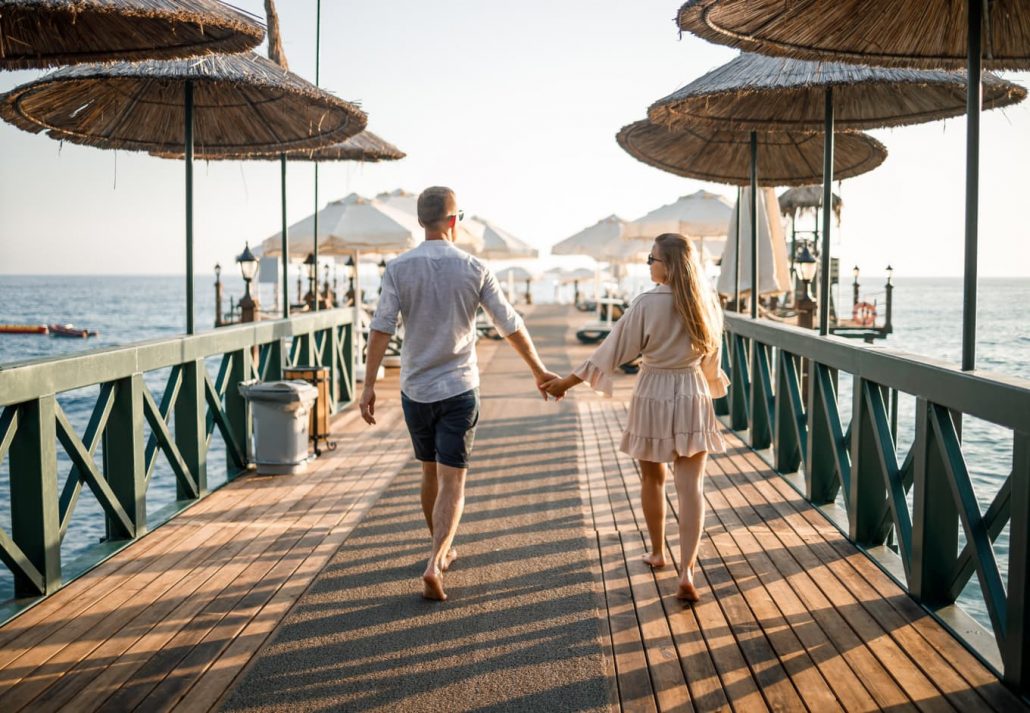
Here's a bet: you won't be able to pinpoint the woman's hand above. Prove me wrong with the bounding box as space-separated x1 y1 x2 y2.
543 375 573 400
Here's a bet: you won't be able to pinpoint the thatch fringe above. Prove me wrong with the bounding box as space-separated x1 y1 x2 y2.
0 0 265 69
151 129 406 162
677 0 1030 71
0 52 367 154
649 52 1026 131
616 119 886 187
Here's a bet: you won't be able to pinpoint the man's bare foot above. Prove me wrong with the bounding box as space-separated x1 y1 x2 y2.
642 552 667 568
422 569 447 601
441 548 458 572
675 580 700 602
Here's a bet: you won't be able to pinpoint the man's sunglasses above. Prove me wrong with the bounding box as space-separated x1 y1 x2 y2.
449 210 465 223
646 255 663 266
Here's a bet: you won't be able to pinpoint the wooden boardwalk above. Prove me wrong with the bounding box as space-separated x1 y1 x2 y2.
0 305 1024 712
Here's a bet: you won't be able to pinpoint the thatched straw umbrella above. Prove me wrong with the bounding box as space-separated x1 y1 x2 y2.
0 53 367 333
778 185 842 280
648 51 1026 334
0 0 265 70
616 118 886 315
676 1 1030 368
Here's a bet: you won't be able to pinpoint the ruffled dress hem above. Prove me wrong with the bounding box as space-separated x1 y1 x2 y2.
573 360 613 398
620 429 726 462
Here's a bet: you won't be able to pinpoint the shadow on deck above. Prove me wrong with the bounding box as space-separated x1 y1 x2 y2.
0 305 1022 712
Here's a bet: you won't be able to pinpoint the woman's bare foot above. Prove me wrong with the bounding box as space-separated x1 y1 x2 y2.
422 568 447 601
642 552 667 568
675 580 700 602
441 548 458 572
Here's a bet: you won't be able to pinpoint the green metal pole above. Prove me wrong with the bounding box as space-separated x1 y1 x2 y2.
749 131 758 320
312 0 322 312
281 154 289 320
963 0 982 371
820 87 834 336
185 81 195 335
734 186 741 311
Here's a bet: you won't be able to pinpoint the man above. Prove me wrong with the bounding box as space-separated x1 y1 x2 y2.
361 186 556 601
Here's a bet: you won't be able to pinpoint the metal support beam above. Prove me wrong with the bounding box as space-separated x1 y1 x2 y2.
185 80 195 335
820 87 834 336
749 131 758 320
734 186 742 311
281 154 289 320
962 0 982 371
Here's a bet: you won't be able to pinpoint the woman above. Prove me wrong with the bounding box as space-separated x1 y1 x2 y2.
544 234 728 602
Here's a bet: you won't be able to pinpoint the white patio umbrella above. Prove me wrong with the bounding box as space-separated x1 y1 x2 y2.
261 192 421 380
716 187 791 299
623 190 733 257
495 266 536 304
466 216 538 260
375 189 484 253
552 214 632 320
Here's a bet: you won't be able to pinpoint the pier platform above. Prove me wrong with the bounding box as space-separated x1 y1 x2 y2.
0 305 1024 712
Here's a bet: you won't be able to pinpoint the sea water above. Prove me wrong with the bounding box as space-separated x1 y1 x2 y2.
0 275 1027 631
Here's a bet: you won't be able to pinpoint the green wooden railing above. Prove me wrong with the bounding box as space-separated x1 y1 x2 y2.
716 311 1030 691
0 309 354 609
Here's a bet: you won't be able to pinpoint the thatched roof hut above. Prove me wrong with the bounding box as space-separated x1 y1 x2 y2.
616 119 886 187
676 0 1030 70
0 0 265 69
648 52 1026 131
778 186 842 223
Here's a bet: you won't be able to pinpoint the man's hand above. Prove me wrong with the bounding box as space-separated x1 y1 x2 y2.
534 370 561 401
359 387 376 425
542 375 570 400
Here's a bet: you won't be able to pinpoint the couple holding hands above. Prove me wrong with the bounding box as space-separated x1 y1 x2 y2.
361 187 728 603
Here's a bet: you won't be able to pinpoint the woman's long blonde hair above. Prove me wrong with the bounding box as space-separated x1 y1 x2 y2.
654 233 721 356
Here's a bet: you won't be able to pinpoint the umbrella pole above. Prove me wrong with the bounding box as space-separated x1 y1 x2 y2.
819 87 834 336
749 131 758 320
281 154 289 320
963 0 982 371
354 250 364 379
734 186 742 312
312 0 321 313
185 80 195 335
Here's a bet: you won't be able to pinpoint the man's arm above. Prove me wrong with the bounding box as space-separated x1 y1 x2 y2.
359 330 392 425
505 326 559 399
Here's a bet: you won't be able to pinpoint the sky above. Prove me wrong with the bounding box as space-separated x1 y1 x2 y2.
1 0 1030 279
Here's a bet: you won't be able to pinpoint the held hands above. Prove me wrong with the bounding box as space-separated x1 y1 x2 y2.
540 374 573 400
534 370 561 401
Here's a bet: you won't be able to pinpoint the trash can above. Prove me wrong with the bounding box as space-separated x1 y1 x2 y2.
239 380 318 475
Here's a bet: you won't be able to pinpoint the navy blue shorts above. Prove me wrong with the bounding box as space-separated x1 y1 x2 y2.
400 388 480 469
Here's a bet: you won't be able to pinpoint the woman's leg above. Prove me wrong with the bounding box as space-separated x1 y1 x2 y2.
638 459 668 567
673 452 708 601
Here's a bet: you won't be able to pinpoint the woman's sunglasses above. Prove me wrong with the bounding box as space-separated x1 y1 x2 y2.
646 255 663 266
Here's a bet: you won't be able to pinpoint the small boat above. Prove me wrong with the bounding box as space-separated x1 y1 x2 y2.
49 324 98 339
0 324 48 334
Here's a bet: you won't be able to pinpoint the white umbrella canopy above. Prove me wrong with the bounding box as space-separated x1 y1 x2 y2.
258 193 420 257
622 190 733 256
717 187 791 298
551 214 628 259
559 267 604 284
467 216 538 260
598 236 653 266
495 266 535 282
374 189 484 253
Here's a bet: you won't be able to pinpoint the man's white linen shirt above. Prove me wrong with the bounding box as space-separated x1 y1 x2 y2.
369 240 524 403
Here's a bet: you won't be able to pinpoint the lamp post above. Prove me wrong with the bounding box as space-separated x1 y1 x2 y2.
344 256 356 306
852 265 861 308
236 242 259 323
796 244 818 331
303 252 317 309
524 277 533 305
214 263 223 327
377 258 387 296
884 264 894 335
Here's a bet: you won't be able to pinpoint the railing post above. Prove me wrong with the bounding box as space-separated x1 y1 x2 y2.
730 334 749 431
319 326 339 413
225 347 252 473
774 349 803 474
9 396 61 595
103 375 146 539
1004 431 1030 688
850 378 890 546
174 359 207 498
339 322 355 405
264 339 284 381
713 332 730 417
911 397 959 605
749 340 772 450
805 363 843 505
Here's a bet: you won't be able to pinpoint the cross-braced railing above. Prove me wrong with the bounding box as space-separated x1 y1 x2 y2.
0 310 354 611
717 312 1030 691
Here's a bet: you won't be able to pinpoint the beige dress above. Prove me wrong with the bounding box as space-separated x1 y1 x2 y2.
573 284 729 462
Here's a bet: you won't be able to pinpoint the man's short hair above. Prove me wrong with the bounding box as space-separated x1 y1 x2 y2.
417 187 457 227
